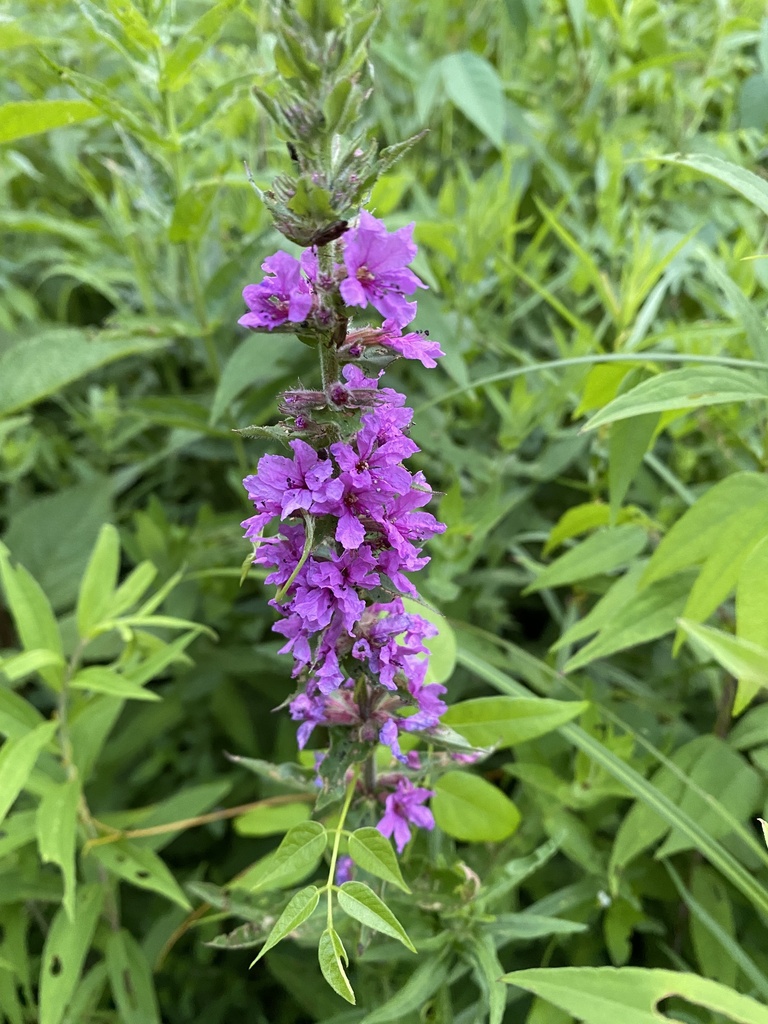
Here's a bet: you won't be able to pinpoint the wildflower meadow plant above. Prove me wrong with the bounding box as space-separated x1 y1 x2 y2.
229 3 479 999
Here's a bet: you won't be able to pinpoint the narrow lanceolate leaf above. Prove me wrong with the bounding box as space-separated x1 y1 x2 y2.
442 696 587 748
0 100 98 143
318 928 355 1004
90 840 191 910
0 546 64 690
526 526 647 592
659 152 768 219
39 884 104 1024
0 649 65 685
36 779 80 920
0 721 57 827
337 881 416 952
678 619 768 715
359 957 451 1024
503 966 768 1024
160 0 243 91
583 366 768 431
69 666 161 702
105 930 161 1024
251 885 320 964
251 821 327 892
76 523 120 638
466 933 507 1024
348 828 410 893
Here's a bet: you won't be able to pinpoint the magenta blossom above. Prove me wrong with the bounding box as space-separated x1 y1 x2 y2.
339 212 426 327
239 251 313 330
377 777 435 853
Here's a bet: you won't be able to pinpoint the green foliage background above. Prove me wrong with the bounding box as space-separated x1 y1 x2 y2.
4 0 768 1021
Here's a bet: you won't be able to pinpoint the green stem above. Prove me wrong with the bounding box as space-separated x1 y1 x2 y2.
326 772 358 931
319 340 340 391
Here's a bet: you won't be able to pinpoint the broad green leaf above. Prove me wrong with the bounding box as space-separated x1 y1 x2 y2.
0 650 65 686
608 414 658 519
503 966 768 1024
250 821 327 892
234 801 310 837
359 957 451 1024
76 524 120 638
0 547 64 690
5 478 112 613
526 526 647 592
737 533 768 647
659 152 768 218
401 596 457 683
678 619 768 715
338 881 416 952
642 473 768 586
39 884 104 1024
210 335 297 424
348 827 410 893
105 930 161 1024
0 330 169 417
90 840 191 909
439 52 505 148
583 367 768 430
70 666 161 702
457 639 768 918
0 100 98 143
443 696 587 748
318 928 355 1005
0 721 57 827
563 575 690 672
161 0 243 91
36 779 80 919
433 771 520 842
251 885 320 963
544 502 613 554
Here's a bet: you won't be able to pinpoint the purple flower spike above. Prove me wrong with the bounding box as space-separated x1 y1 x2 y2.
340 212 426 327
377 777 435 853
239 251 313 330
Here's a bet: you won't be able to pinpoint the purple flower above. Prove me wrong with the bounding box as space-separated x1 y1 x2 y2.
377 319 444 368
380 718 407 763
339 212 426 327
335 855 354 885
244 440 341 521
377 777 435 853
239 251 313 330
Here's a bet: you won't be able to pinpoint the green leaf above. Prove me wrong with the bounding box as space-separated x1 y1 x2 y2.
39 884 104 1024
250 821 327 892
432 771 520 842
105 930 161 1024
608 414 658 519
0 100 98 143
503 966 768 1024
544 502 614 554
583 367 768 430
160 0 243 91
318 928 355 1005
0 650 66 686
251 885 320 964
457 637 768 918
0 547 64 690
76 524 121 638
442 696 587 748
0 721 57 827
359 957 450 1024
107 561 157 617
337 881 416 952
439 52 505 148
36 779 80 920
466 932 507 1024
234 801 310 837
526 526 647 592
70 666 161 702
401 597 457 683
737 533 768 648
678 619 768 715
209 335 295 425
0 329 169 417
90 840 191 909
69 695 124 782
659 152 768 218
348 827 410 893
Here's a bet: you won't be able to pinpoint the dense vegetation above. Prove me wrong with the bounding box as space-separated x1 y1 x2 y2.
3 0 768 1021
